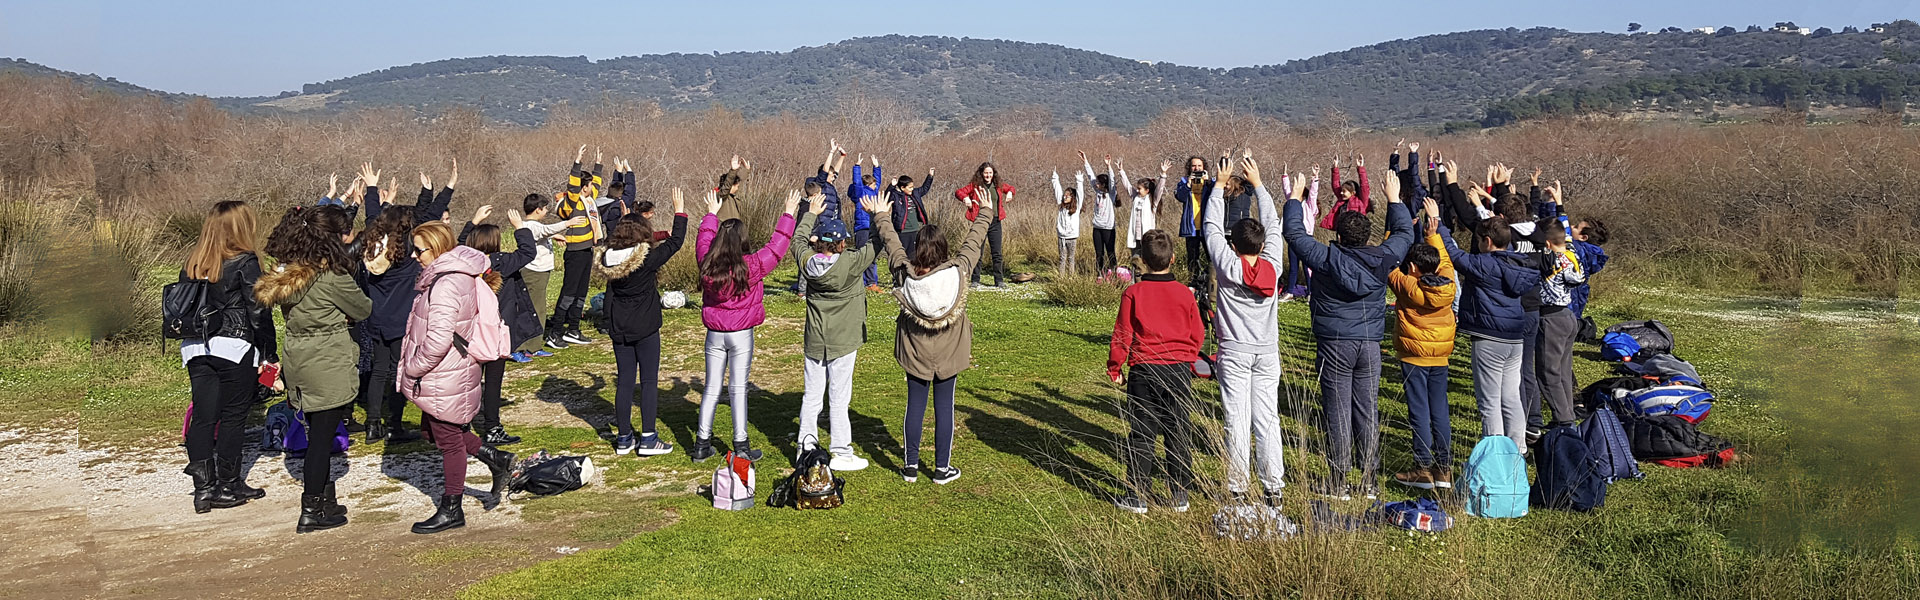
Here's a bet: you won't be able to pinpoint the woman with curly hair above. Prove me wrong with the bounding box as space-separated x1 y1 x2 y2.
257 205 371 533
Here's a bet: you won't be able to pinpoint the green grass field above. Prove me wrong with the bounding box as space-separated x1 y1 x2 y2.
23 256 1920 599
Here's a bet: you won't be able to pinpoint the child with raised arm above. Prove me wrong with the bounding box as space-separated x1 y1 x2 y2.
1081 152 1120 278
1053 169 1084 275
692 189 804 462
1443 213 1544 455
792 141 845 297
955 161 1015 288
850 155 885 291
1534 181 1586 429
877 188 996 485
1320 154 1371 230
796 195 882 471
1203 153 1288 507
1282 160 1416 501
598 189 690 456
1279 166 1320 301
1122 159 1168 261
1389 197 1459 491
1107 229 1204 514
886 167 935 257
548 145 607 349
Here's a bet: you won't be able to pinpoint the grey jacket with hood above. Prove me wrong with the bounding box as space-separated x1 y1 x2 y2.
1204 182 1285 356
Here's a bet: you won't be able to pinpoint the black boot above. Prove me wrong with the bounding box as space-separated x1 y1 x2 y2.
688 437 715 462
384 421 422 443
733 438 763 462
323 483 348 518
411 494 465 534
366 418 388 443
218 457 266 501
474 445 516 495
296 492 348 533
183 459 245 513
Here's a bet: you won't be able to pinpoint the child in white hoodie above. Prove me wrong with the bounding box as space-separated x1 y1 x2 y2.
1053 170 1083 275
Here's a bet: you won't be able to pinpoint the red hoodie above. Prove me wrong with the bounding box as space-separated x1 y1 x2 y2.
1107 273 1205 379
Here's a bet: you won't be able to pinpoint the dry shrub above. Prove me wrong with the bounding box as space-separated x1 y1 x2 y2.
1 71 1915 331
1044 275 1125 308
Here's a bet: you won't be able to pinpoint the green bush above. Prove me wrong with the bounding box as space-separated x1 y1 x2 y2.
1044 275 1124 308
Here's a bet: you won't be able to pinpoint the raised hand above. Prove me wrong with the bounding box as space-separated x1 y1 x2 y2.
707 189 725 215
1311 164 1322 179
576 144 587 163
358 162 380 188
473 205 493 223
1241 148 1253 160
506 209 524 229
860 194 887 215
809 191 828 216
594 147 603 165
1289 172 1307 199
1445 160 1459 185
1355 154 1365 168
1396 137 1406 149
419 171 431 190
672 187 686 215
730 154 742 170
344 176 364 204
1549 180 1564 205
1333 157 1343 169
1424 198 1441 234
1159 159 1172 173
446 157 459 189
1241 157 1263 188
1408 141 1420 154
871 155 881 168
327 173 339 199
782 189 802 215
1077 150 1088 162
1383 169 1402 203
1531 167 1541 187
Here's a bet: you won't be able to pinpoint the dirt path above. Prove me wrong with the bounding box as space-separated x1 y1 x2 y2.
0 427 632 600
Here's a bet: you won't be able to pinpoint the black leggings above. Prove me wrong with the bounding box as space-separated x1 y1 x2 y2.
366 337 406 427
185 355 253 464
556 247 593 329
1092 228 1117 273
905 375 957 469
302 405 348 495
971 220 1005 286
612 333 662 437
478 359 505 432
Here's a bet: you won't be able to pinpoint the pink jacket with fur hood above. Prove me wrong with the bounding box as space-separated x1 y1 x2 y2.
399 245 489 424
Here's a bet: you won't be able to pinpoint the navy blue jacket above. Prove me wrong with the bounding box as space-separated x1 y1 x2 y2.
809 168 844 226
1443 231 1543 342
1282 198 1416 341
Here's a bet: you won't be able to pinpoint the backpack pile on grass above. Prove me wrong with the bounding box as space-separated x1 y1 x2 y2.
1583 320 1738 469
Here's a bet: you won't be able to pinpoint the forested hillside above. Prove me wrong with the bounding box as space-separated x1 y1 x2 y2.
6 21 1918 128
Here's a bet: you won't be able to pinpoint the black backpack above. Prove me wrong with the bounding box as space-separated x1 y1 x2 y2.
1622 413 1732 462
1605 320 1675 355
1529 425 1607 511
161 273 215 340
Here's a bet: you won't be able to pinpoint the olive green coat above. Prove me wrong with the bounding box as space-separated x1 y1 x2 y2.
255 264 372 412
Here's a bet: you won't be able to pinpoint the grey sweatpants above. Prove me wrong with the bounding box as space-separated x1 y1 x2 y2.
1217 351 1285 494
1537 309 1579 426
798 351 858 457
1058 237 1078 275
1317 339 1380 477
699 328 755 441
1471 336 1527 453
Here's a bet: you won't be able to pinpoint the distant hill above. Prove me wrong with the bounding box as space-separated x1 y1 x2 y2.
7 21 1919 129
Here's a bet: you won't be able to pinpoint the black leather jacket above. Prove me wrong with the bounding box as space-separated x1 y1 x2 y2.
183 253 279 363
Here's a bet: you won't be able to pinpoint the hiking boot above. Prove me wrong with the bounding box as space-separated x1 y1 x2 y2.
688 438 715 462
411 494 465 534
344 418 367 434
612 434 636 455
218 458 266 501
563 328 593 345
1113 494 1149 514
1432 466 1454 490
484 426 521 446
183 459 246 513
1394 467 1437 490
733 438 763 463
633 433 673 456
1167 487 1191 513
829 453 869 472
930 465 963 485
900 465 919 482
296 492 348 533
544 332 570 350
475 445 515 495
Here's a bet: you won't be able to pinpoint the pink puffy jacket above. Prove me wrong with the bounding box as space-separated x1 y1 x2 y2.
695 212 797 332
399 245 489 424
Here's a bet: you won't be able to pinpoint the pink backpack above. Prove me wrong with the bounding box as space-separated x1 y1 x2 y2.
427 271 512 364
711 452 756 510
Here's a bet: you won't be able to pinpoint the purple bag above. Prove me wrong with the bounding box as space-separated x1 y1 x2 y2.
284 410 350 458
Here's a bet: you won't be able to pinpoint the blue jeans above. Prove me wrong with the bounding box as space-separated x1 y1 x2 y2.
855 229 879 287
1401 362 1452 467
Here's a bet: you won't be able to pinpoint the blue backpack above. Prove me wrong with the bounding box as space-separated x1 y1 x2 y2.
1531 426 1607 511
1600 332 1641 361
261 401 297 452
1579 407 1643 483
1462 436 1529 519
1624 384 1715 423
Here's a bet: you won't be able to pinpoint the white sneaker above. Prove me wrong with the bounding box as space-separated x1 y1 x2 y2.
829 454 869 472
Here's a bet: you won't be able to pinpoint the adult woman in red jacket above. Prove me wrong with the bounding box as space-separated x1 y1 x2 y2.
954 162 1014 288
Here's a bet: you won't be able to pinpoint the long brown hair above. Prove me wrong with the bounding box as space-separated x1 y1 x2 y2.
464 224 502 254
968 162 1000 191
607 214 654 250
185 200 258 282
700 219 750 299
360 205 416 265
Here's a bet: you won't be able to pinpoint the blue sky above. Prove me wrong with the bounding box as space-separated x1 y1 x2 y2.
1 0 1913 96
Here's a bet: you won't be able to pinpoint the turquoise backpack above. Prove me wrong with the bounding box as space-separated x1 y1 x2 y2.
1462 436 1529 518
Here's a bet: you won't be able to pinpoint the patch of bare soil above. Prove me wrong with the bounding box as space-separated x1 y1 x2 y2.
0 428 644 600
